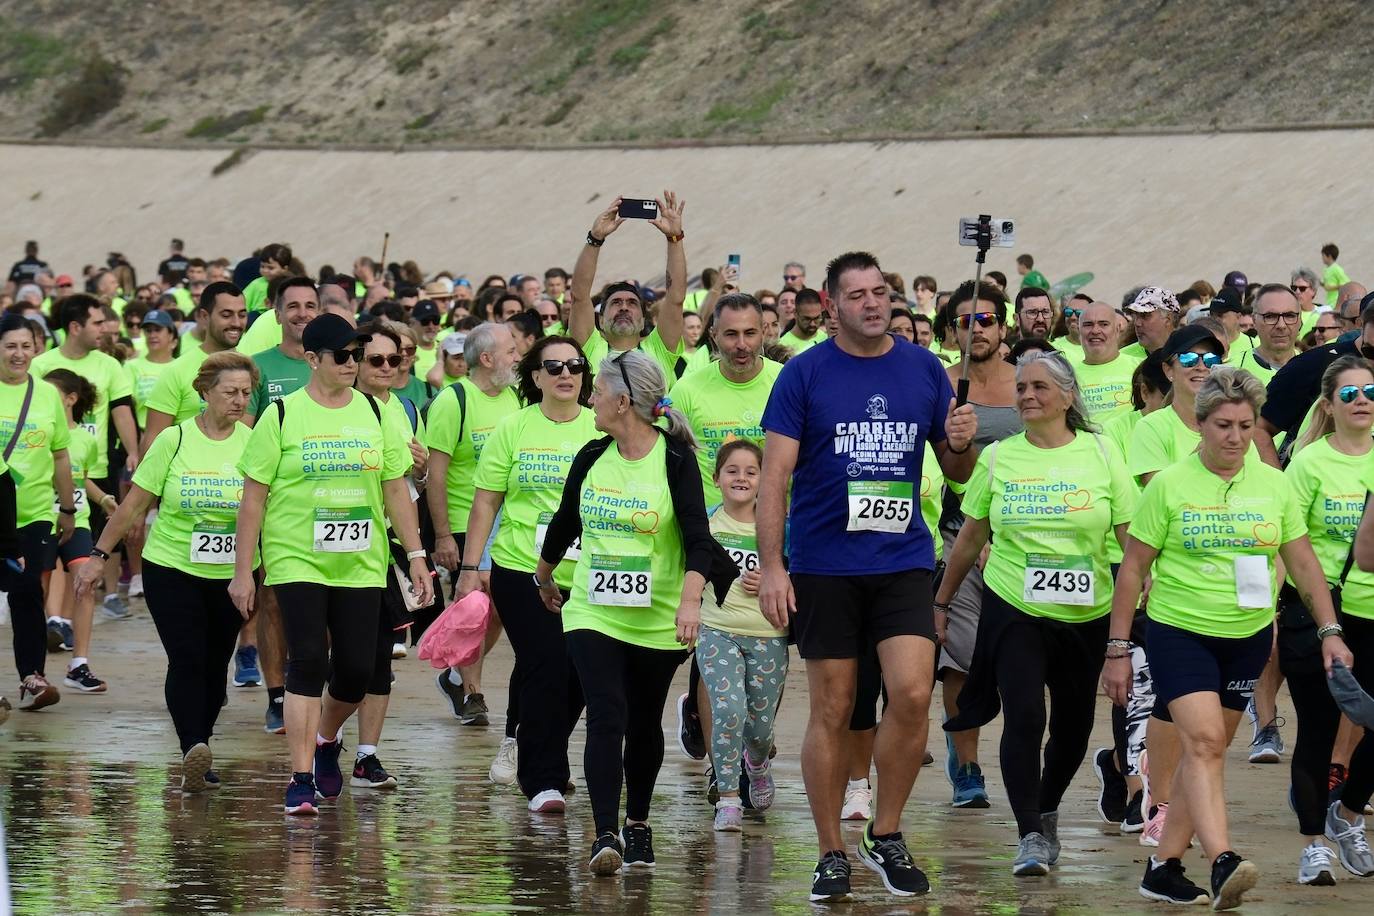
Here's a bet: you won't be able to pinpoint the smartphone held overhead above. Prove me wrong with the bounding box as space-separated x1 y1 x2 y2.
726 253 741 285
618 198 659 219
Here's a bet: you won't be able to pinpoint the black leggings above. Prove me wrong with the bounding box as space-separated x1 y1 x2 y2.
6 522 55 680
491 564 583 798
143 561 242 754
989 591 1109 837
566 628 685 834
1286 610 1374 835
275 582 384 705
850 644 890 731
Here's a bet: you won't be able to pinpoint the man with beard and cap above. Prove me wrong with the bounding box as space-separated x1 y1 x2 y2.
567 192 688 390
1072 301 1141 423
1120 286 1181 360
1011 287 1053 344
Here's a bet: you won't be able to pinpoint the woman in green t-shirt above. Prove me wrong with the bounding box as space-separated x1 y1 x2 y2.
934 350 1136 877
229 314 431 816
534 350 715 875
456 335 597 814
1281 354 1374 882
75 351 259 794
1105 367 1353 909
1127 325 1225 486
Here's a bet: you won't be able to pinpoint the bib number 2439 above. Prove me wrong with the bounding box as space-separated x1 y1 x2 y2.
313 507 372 553
846 481 913 533
587 554 651 607
1023 553 1094 606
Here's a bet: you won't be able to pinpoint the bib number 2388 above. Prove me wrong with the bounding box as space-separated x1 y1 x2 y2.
314 507 372 553
190 520 235 564
846 481 913 533
588 554 651 607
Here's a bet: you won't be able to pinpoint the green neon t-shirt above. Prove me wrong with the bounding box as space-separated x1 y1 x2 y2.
61 425 97 529
1072 354 1140 422
134 418 260 579
670 359 781 505
583 327 685 391
472 404 599 588
248 347 311 418
561 434 685 650
1130 453 1304 637
1119 341 1149 361
778 330 823 355
1284 437 1374 618
701 509 786 638
1054 337 1085 364
679 344 714 378
0 376 71 528
242 276 269 314
423 377 519 534
125 356 173 427
962 431 1135 622
238 388 409 588
237 310 284 356
1100 409 1145 564
1234 348 1283 387
413 343 439 380
1324 263 1351 306
30 347 131 478
146 344 217 423
919 442 944 563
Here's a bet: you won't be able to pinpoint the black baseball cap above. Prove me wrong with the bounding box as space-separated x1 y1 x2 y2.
411 300 440 323
1162 324 1224 360
1208 288 1244 315
1222 270 1248 291
302 313 370 354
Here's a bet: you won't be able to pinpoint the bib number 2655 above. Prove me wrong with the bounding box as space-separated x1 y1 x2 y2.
846 481 914 534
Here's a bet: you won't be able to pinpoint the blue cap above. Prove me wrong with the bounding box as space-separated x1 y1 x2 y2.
142 309 176 331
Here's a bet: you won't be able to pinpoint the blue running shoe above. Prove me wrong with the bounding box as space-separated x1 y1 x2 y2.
284 773 318 815
234 646 262 687
952 762 990 808
314 738 345 799
264 700 286 734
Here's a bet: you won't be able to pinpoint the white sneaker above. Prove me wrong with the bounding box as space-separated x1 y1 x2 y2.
1298 842 1336 886
127 574 144 598
489 736 518 785
391 642 407 659
528 788 565 813
841 779 871 821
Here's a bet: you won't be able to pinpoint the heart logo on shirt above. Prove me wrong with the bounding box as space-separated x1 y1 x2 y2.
23 429 44 448
1063 488 1092 510
360 448 381 470
1252 522 1279 546
234 487 243 503
1113 388 1131 404
631 510 660 535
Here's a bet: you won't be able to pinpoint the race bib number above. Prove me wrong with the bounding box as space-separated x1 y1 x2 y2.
79 422 98 437
715 531 759 573
1234 555 1272 609
1023 553 1094 606
846 481 913 533
313 507 372 553
190 520 236 564
54 489 87 514
536 511 581 562
587 553 651 607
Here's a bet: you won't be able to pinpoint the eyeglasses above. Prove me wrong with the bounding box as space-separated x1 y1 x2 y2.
541 358 588 376
614 351 634 402
322 348 364 364
783 274 802 282
1061 307 1082 319
1258 311 1300 326
1173 351 1221 369
1338 384 1374 403
364 353 403 368
1020 308 1052 319
955 312 999 330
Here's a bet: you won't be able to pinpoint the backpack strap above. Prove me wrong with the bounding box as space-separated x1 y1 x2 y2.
360 391 382 425
400 396 419 433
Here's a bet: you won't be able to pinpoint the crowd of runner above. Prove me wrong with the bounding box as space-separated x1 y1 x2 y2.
4 210 1374 909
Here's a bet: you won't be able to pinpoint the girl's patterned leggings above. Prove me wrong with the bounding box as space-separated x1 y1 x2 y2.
695 626 789 795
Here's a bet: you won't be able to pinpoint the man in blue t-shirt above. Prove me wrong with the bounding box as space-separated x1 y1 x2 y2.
758 251 977 902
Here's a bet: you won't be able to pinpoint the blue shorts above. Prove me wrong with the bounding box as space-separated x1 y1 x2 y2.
1148 619 1272 721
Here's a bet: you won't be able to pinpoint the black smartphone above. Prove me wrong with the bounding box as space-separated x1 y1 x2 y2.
618 198 658 219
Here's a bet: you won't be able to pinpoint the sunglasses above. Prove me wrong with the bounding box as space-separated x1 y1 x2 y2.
322 348 364 365
541 358 588 376
614 351 634 401
955 312 999 330
1061 307 1082 319
364 353 403 368
401 346 417 357
1293 284 1311 292
1315 324 1342 333
418 317 440 327
1173 351 1221 369
783 274 802 282
1338 384 1374 404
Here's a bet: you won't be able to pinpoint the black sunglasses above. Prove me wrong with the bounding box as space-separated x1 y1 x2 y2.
614 351 634 401
322 348 364 365
417 317 441 327
541 358 588 376
364 353 403 368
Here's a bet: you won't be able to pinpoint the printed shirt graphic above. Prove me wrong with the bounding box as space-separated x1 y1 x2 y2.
134 418 260 579
561 435 685 650
473 405 599 588
0 377 70 527
762 337 952 574
239 388 408 588
1285 437 1374 618
1071 354 1141 422
62 425 97 530
31 348 131 478
1130 453 1305 638
248 347 311 417
702 509 785 638
423 377 519 533
146 343 215 423
125 356 173 427
962 432 1136 622
671 359 782 505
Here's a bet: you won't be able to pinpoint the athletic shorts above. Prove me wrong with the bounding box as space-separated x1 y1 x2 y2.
1148 618 1271 720
56 528 94 567
791 569 936 660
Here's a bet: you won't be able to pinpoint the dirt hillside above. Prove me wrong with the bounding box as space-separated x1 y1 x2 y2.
3 0 1373 147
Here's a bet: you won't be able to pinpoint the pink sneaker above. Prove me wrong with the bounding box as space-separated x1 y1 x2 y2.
1140 801 1167 847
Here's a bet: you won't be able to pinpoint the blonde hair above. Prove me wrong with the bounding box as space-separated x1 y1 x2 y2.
384 318 417 346
193 350 259 397
1194 366 1266 423
1294 354 1374 452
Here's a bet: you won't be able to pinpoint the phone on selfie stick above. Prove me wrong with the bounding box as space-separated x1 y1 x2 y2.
727 253 741 286
954 215 1015 407
618 198 659 219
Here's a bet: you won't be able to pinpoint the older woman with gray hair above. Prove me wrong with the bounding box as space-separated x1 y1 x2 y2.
1292 266 1323 334
935 349 1137 877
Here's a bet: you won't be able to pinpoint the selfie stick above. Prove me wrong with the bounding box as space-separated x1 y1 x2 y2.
379 232 390 274
956 214 993 408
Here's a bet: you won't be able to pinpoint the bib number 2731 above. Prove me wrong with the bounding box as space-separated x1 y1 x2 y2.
846 481 913 533
587 554 651 607
313 507 372 553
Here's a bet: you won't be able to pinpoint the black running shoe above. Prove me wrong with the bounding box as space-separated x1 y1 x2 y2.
1092 747 1127 824
620 823 655 868
1122 789 1145 833
857 821 930 896
1210 851 1258 911
589 831 623 876
676 692 706 760
1139 857 1210 905
351 753 398 789
810 850 852 903
460 692 489 726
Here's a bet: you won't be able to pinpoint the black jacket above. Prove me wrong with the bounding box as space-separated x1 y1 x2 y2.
541 430 739 606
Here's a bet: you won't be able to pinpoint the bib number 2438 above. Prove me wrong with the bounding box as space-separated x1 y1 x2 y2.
313 507 372 553
587 554 651 607
846 481 913 533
